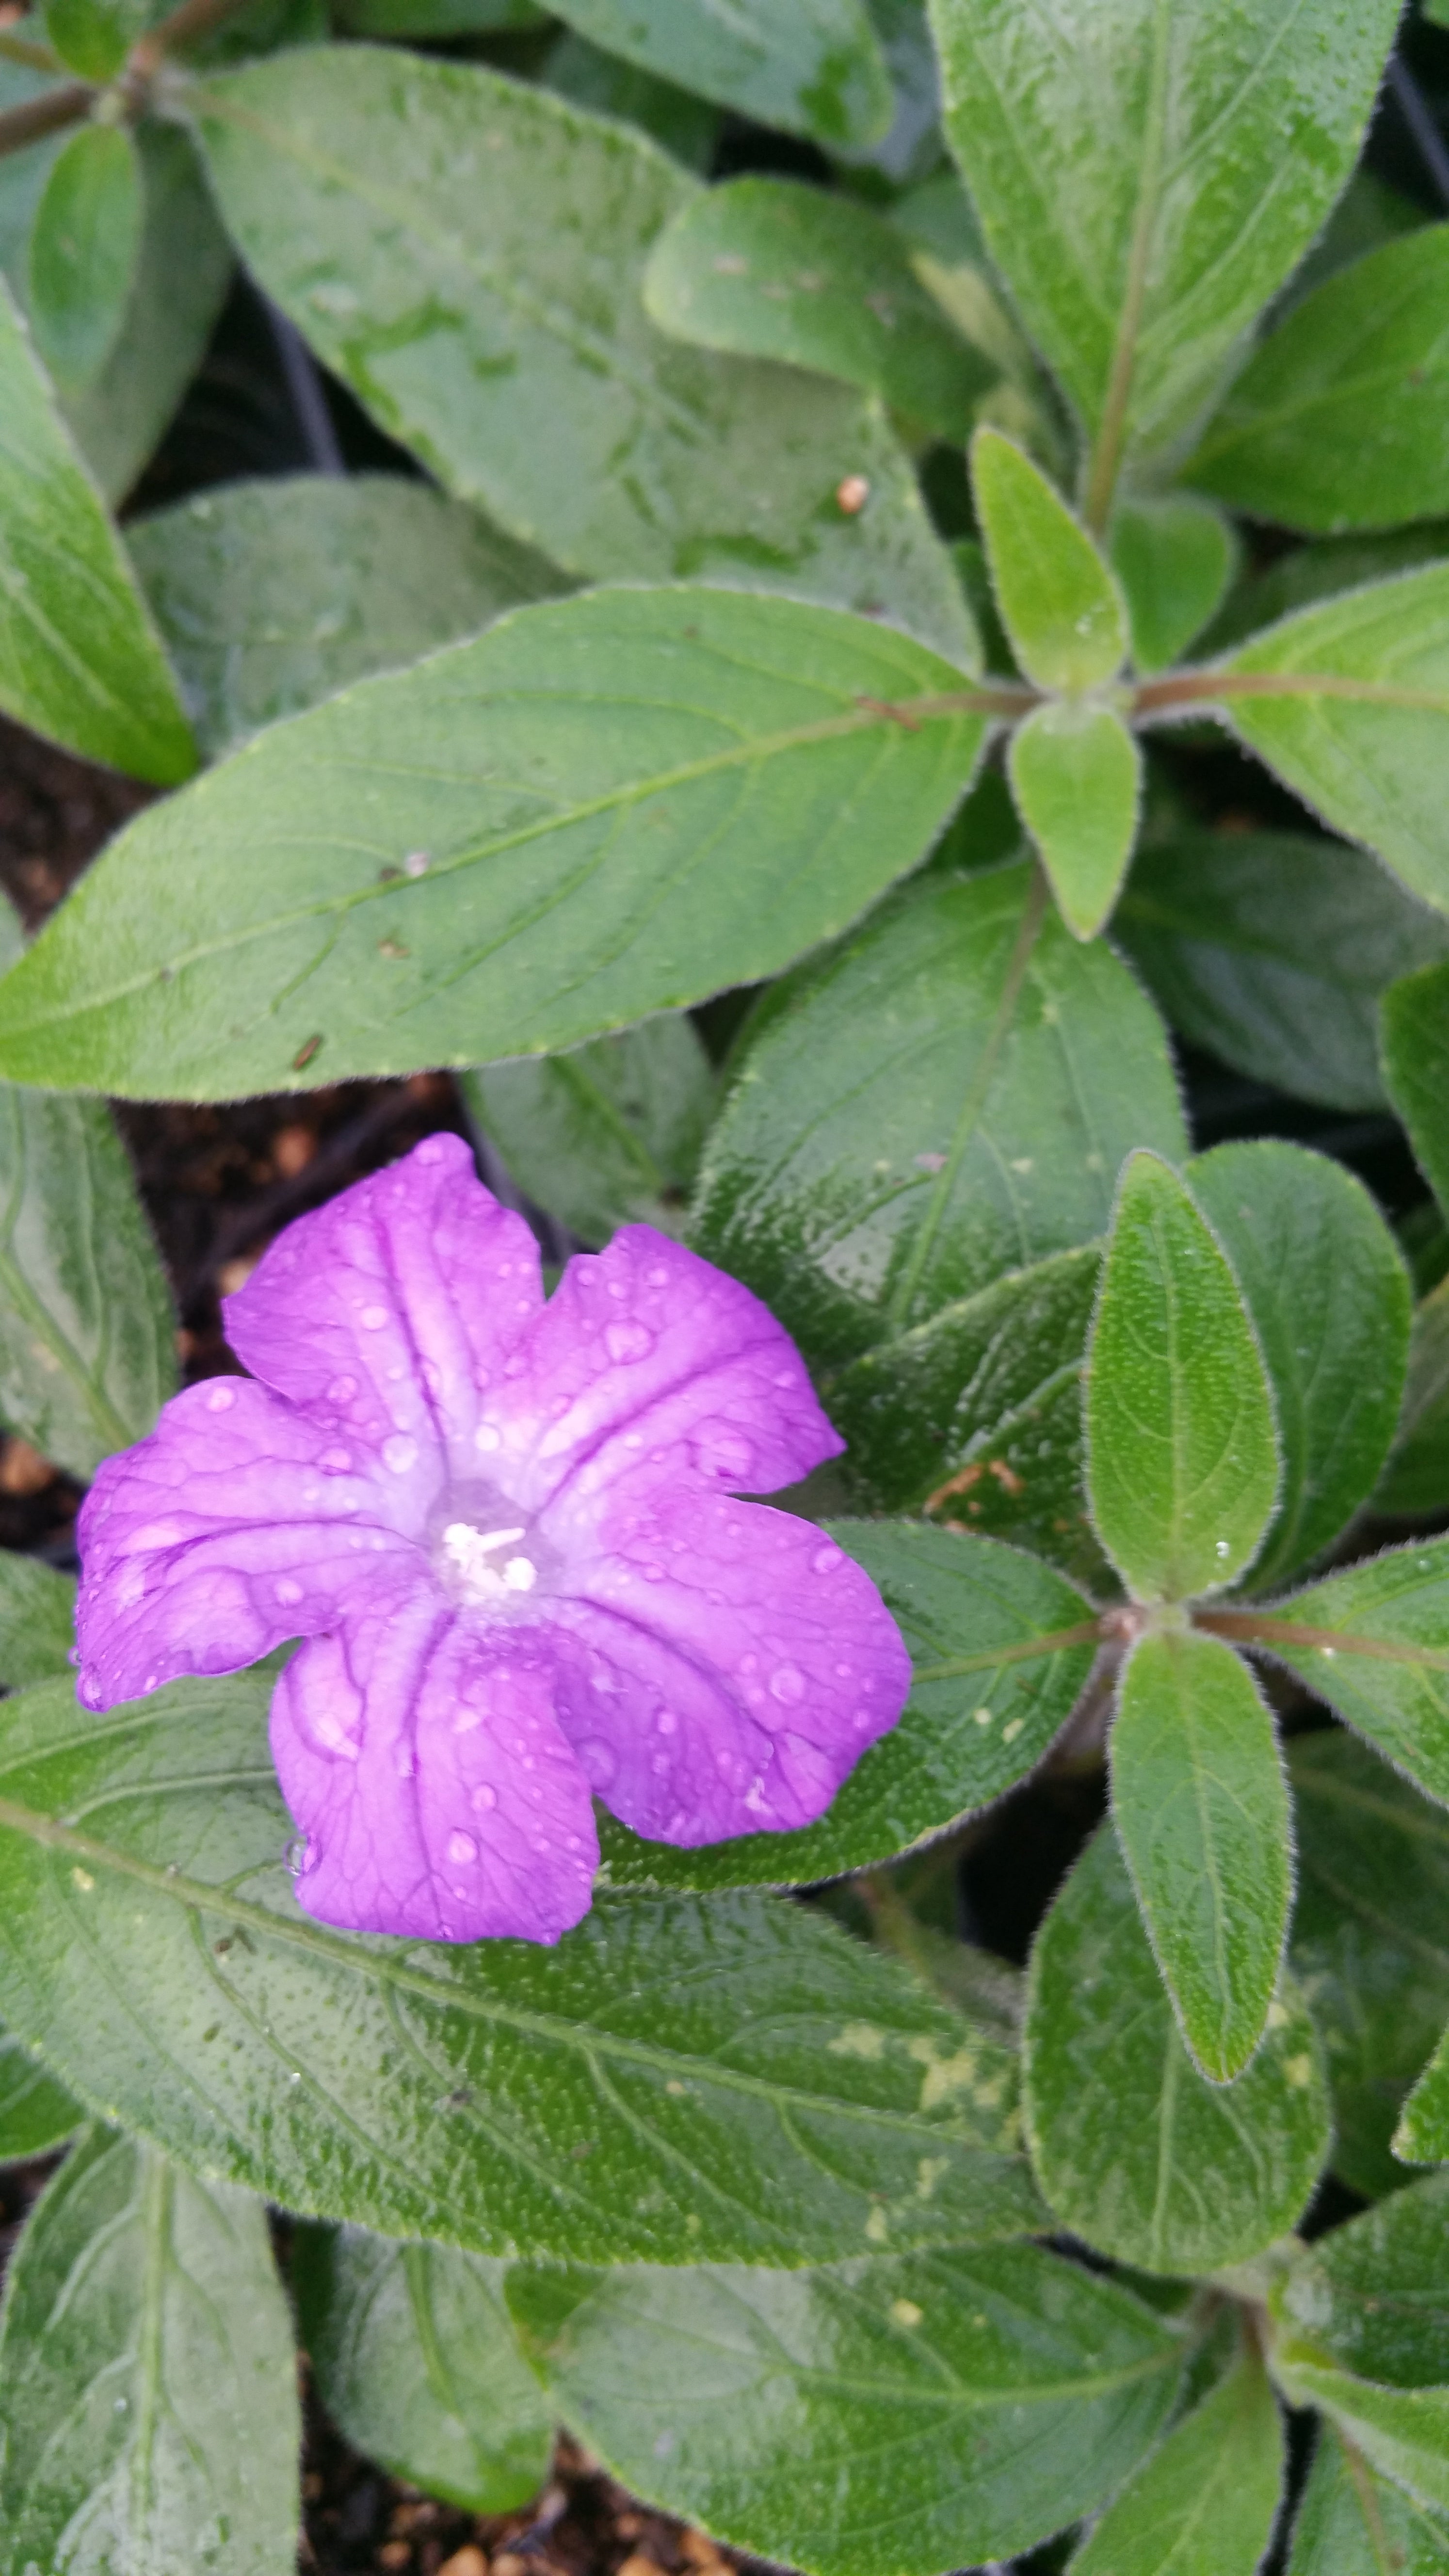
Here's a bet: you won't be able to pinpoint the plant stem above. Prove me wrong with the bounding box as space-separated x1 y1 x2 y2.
0 28 62 69
128 0 269 66
0 77 90 159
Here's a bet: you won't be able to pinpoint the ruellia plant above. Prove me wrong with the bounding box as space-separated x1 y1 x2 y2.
7 0 1449 2567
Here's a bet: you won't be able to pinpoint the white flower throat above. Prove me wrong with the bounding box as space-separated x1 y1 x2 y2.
441 1520 538 1605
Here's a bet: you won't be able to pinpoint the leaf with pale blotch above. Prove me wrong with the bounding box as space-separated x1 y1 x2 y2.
1023 1824 1330 2275
1086 1151 1279 1603
0 1671 1042 2264
506 2244 1183 2576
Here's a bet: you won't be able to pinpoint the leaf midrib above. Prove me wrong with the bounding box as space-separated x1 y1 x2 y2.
0 1790 1011 2149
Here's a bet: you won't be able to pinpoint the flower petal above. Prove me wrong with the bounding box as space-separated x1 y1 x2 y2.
224 1134 543 1485
76 1377 417 1709
485 1225 840 1513
273 1577 598 1943
543 1469 909 1844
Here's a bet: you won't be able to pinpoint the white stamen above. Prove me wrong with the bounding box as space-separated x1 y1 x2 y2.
442 1520 537 1605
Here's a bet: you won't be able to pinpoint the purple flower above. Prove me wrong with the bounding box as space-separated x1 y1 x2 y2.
76 1136 908 1944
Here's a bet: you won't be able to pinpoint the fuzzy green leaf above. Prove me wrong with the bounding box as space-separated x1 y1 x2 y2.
545 0 891 147
292 2225 551 2513
0 273 194 783
0 1088 175 1478
1190 1140 1410 1591
827 1244 1105 1583
506 2246 1183 2576
1111 1627 1290 2084
1384 958 1449 1220
1291 1731 1449 2201
1069 2350 1285 2576
1242 1537 1449 1812
128 473 570 759
596 1523 1098 1897
1216 567 1449 918
1111 497 1238 676
1287 2419 1449 2576
1117 830 1449 1115
972 429 1127 691
0 1552 74 1689
1272 2171 1449 2390
0 1672 1042 2263
1085 1151 1279 1603
930 0 1400 484
193 50 970 653
691 859 1185 1372
0 2127 300 2576
43 0 142 77
461 1015 714 1251
27 122 142 395
0 589 985 1101
1023 1824 1330 2275
1007 698 1141 940
1187 229 1449 536
1378 1276 1449 1518
644 178 995 442
0 2027 80 2162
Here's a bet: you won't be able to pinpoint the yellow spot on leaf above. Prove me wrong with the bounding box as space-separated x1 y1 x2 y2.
866 2206 890 2243
909 2035 977 2109
1285 2054 1314 2090
70 1868 95 1892
830 2023 887 2061
890 2298 923 2328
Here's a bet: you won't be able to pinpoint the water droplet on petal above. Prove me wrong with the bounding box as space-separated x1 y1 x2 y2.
771 1665 806 1705
275 1578 303 1607
360 1305 388 1331
646 1266 670 1286
447 1830 478 1865
576 1737 616 1788
472 1783 498 1812
382 1433 418 1475
606 1320 654 1364
657 1708 677 1736
327 1374 358 1403
206 1384 235 1412
813 1544 842 1573
474 1422 501 1453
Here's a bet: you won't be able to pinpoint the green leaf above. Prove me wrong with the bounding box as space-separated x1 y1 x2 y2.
827 1245 1107 1584
0 1672 1043 2262
128 472 570 760
1288 2419 1449 2576
61 124 233 508
1239 1538 1449 1813
1378 1276 1449 1518
1385 958 1449 1221
644 179 995 444
0 2026 80 2161
0 2126 300 2576
972 428 1128 692
43 0 142 79
691 857 1186 1372
596 1523 1098 1898
931 0 1401 501
334 0 546 33
0 273 194 783
1282 170 1428 316
544 0 891 147
0 589 986 1100
1116 828 1449 1115
1201 527 1449 660
1023 1823 1330 2274
1291 1730 1449 2201
1397 2024 1449 2165
460 1014 714 1250
1110 497 1238 676
1111 1627 1290 2084
1271 2365 1449 2515
0 1551 74 1688
0 1086 175 1477
1214 567 1449 918
545 31 720 172
1189 1140 1411 1592
1069 2350 1285 2576
1007 698 1141 940
1187 230 1449 537
1274 2171 1449 2390
1085 1151 1279 1604
506 2245 1184 2576
292 2224 551 2514
27 122 142 397
193 50 970 655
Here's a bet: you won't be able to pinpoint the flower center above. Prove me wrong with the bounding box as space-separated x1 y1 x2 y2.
440 1520 539 1605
